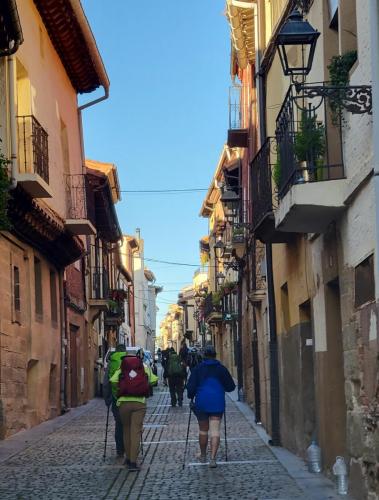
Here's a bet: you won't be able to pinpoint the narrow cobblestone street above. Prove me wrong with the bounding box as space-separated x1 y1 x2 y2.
0 385 342 500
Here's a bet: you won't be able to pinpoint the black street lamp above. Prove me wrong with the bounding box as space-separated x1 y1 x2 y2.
276 9 320 80
214 239 225 261
220 187 240 219
216 272 225 287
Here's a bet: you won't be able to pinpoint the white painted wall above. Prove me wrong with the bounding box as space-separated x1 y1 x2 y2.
339 0 375 272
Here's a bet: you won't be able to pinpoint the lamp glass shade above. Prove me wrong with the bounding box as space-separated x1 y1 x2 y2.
276 9 320 76
216 272 225 286
220 188 240 215
214 239 225 260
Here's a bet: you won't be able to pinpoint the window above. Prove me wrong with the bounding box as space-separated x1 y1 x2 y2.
328 0 338 28
355 254 375 308
281 283 290 332
50 270 58 324
39 26 44 59
13 266 20 312
34 257 43 316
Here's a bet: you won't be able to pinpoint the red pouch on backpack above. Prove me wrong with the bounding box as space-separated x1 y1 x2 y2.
118 356 150 397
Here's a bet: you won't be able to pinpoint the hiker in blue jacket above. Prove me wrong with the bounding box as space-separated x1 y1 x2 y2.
187 344 235 468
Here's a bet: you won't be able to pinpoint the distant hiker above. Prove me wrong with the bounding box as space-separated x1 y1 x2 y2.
167 347 186 407
110 348 158 471
161 348 170 386
179 339 189 365
187 344 235 468
103 344 127 459
179 339 189 381
187 347 203 372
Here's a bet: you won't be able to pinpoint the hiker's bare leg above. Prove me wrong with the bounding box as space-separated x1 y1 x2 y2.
209 417 221 459
199 420 209 456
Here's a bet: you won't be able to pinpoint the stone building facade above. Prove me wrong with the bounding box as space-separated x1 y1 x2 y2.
0 0 109 437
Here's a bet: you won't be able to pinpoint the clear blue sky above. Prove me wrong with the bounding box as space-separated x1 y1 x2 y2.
80 0 230 327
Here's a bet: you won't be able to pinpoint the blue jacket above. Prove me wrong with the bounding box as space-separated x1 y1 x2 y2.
186 359 236 413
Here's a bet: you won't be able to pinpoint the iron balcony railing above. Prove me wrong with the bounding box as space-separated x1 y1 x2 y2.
275 83 344 199
17 115 49 183
203 293 222 320
228 84 249 130
65 173 96 225
91 266 109 301
251 137 277 231
105 299 125 324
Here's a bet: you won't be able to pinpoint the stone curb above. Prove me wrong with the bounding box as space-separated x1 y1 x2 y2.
0 399 98 464
228 391 352 500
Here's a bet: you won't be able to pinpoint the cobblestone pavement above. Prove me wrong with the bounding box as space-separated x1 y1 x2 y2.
0 386 339 500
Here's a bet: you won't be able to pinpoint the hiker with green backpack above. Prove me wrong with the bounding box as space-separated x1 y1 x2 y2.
167 347 186 407
103 344 127 459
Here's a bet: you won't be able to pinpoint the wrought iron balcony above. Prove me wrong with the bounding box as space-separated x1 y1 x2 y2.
90 266 109 302
273 82 371 233
250 138 294 243
105 298 125 326
17 115 52 197
65 174 96 235
227 84 249 148
203 293 222 323
275 83 346 199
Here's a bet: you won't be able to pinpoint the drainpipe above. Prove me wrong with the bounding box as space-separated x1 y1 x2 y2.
7 55 17 189
370 0 379 299
59 271 68 411
77 86 109 170
255 9 281 445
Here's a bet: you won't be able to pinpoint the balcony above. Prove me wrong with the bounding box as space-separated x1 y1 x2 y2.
105 289 126 327
203 293 222 324
17 115 52 198
274 84 346 234
227 85 249 148
88 267 109 316
251 138 294 244
105 301 125 327
65 174 96 235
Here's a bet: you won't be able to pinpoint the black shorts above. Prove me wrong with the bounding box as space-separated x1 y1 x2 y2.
194 409 223 422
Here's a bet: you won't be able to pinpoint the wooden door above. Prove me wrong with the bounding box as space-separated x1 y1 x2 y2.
70 324 79 407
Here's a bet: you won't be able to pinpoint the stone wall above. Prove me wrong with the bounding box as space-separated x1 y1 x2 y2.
0 233 62 437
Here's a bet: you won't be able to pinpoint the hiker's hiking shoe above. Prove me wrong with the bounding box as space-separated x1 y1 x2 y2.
209 458 217 468
124 458 130 466
128 462 140 472
197 452 207 463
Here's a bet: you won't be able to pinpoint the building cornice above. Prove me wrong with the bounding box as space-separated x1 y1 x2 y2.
33 0 109 94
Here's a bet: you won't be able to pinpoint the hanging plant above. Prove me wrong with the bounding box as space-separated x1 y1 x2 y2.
0 144 10 230
212 291 223 306
327 50 358 125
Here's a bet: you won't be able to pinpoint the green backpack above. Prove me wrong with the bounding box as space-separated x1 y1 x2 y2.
167 353 183 377
108 351 126 397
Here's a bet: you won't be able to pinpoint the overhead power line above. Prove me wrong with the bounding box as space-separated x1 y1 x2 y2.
120 188 207 194
142 256 199 267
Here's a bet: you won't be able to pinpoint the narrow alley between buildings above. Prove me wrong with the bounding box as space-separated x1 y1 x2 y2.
0 381 341 500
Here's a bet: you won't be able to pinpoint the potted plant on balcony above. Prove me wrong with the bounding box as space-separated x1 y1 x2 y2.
212 291 223 309
221 280 238 295
0 143 10 230
294 111 326 183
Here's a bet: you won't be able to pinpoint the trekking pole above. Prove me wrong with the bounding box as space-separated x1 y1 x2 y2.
224 407 228 462
182 400 192 470
140 430 144 457
103 405 110 462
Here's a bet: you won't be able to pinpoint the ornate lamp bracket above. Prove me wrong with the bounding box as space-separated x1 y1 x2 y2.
293 84 372 115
